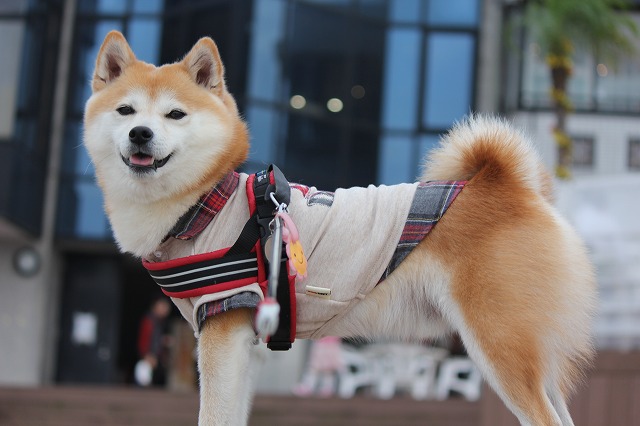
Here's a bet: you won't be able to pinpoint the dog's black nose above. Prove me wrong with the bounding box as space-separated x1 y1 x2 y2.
128 126 154 145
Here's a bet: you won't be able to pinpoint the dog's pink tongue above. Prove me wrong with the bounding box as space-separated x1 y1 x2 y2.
129 154 154 166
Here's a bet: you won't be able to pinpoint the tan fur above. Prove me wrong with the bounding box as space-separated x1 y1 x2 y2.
416 117 595 424
333 118 594 426
198 309 257 425
85 33 595 426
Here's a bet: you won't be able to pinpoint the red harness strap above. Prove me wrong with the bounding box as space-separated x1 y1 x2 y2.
142 166 296 350
142 248 263 299
246 170 297 350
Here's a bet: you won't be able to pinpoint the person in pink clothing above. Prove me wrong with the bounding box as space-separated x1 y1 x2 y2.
293 336 344 397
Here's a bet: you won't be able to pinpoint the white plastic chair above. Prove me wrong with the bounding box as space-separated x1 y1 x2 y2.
336 346 375 398
435 357 482 401
409 347 449 400
367 344 448 400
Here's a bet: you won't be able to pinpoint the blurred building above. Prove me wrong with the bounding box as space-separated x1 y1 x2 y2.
0 0 638 387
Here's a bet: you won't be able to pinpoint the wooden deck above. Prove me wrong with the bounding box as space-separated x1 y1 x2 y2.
0 386 198 426
0 386 478 426
0 351 638 425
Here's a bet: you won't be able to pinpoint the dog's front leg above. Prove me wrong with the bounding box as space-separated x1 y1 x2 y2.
197 308 258 426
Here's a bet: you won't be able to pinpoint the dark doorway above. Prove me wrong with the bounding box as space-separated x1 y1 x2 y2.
56 255 122 383
56 254 167 384
117 256 170 384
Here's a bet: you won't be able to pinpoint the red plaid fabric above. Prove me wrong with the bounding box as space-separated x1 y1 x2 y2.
169 172 240 240
381 180 466 280
197 292 262 330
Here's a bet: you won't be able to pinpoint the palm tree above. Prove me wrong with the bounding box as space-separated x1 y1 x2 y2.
525 0 639 178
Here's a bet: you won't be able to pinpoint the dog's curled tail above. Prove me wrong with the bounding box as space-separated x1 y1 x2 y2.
421 115 553 202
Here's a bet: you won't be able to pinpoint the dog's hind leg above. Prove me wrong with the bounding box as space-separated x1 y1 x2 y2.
546 383 574 426
413 206 593 424
449 310 563 426
197 308 257 426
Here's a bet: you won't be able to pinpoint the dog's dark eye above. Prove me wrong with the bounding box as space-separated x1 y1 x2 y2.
116 105 135 116
166 109 186 120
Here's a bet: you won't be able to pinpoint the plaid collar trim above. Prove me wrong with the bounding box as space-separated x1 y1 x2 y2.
168 172 240 240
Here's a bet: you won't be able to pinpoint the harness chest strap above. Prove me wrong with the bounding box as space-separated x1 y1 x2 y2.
246 165 296 351
142 165 296 351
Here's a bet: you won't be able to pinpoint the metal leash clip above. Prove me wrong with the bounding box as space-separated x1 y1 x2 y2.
254 193 287 339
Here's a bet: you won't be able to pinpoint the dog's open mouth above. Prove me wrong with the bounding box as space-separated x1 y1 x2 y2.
122 153 172 172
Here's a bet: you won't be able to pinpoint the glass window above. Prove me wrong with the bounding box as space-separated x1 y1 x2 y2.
357 0 387 20
596 57 640 113
388 0 421 23
381 28 421 131
246 0 286 102
570 136 595 168
278 3 384 189
80 0 127 14
74 181 110 239
377 135 414 185
0 0 28 13
303 0 350 6
419 134 439 165
567 51 596 110
351 21 385 126
127 19 161 64
0 1 61 235
629 138 640 171
520 40 550 108
133 0 163 14
287 4 351 109
284 115 345 188
246 105 280 165
515 14 640 114
60 122 95 175
423 33 475 129
0 21 24 140
68 20 123 117
425 0 479 27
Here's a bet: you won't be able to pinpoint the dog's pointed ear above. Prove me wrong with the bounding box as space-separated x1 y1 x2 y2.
181 37 226 94
92 31 136 92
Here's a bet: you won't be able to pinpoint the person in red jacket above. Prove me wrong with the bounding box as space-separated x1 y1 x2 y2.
137 296 172 386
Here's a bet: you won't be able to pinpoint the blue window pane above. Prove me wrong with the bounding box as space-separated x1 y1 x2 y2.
357 0 387 19
96 0 127 13
127 19 161 64
423 33 475 129
0 0 28 14
133 0 163 14
0 22 23 139
381 29 421 130
70 21 123 115
246 105 280 164
61 122 95 175
304 0 350 5
419 134 440 165
377 135 414 185
75 181 110 239
389 0 421 23
425 0 479 27
247 0 286 102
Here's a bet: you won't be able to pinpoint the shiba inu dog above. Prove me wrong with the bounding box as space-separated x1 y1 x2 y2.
84 30 595 426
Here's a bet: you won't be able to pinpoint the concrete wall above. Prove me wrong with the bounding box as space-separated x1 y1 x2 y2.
0 240 60 385
476 0 504 114
0 0 74 386
556 175 640 351
255 340 309 395
512 112 640 175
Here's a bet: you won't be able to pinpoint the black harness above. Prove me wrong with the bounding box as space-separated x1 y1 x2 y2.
144 165 296 351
